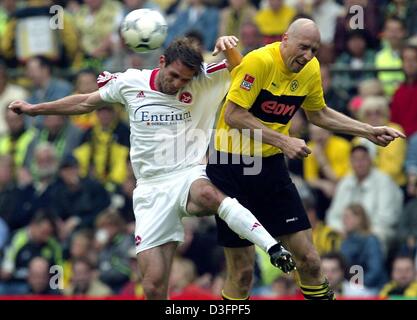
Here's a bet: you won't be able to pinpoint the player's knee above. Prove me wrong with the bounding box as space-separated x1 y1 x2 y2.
142 277 167 299
198 184 221 210
229 266 254 291
297 251 322 279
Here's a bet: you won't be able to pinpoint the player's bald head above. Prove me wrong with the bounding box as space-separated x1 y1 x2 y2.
287 18 321 43
280 18 321 73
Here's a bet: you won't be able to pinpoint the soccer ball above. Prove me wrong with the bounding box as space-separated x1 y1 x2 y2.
121 9 168 53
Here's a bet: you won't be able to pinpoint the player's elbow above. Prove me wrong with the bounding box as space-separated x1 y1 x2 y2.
224 104 241 129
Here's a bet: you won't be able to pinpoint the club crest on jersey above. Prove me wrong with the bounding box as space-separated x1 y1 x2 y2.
290 80 299 91
179 91 192 104
240 74 255 91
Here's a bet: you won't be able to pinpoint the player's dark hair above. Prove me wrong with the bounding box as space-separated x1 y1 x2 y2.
164 37 203 76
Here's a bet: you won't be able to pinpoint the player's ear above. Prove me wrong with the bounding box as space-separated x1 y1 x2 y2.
282 33 289 46
159 55 166 68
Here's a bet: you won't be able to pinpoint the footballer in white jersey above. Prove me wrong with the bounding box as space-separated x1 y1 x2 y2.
97 61 229 180
8 37 294 299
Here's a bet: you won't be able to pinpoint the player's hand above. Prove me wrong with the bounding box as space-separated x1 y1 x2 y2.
366 126 406 146
212 36 239 56
8 100 36 116
280 136 311 159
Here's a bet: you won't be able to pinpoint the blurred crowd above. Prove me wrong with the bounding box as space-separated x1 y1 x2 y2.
1 0 417 299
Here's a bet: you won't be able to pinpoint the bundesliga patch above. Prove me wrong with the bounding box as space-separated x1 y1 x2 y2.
240 74 255 91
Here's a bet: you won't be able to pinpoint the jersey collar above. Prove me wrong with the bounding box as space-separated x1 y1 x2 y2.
150 68 160 91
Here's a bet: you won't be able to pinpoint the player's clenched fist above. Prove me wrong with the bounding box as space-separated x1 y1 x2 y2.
8 100 34 116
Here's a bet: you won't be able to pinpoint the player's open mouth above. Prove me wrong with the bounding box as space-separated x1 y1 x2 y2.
296 60 305 67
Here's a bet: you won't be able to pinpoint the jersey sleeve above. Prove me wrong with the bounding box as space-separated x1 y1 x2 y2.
203 60 231 96
226 52 269 110
97 71 123 103
302 60 326 111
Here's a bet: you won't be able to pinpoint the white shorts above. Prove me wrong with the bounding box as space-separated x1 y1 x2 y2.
133 165 208 253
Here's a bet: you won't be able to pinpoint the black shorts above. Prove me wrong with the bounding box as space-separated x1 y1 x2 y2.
206 151 311 248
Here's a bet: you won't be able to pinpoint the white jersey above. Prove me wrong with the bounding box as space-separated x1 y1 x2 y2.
97 62 230 180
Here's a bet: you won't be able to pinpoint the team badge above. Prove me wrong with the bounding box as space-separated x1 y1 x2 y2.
179 91 192 103
290 80 299 91
240 74 255 91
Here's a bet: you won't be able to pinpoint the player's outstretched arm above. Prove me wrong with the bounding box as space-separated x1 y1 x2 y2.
305 106 406 146
212 36 242 71
8 91 106 116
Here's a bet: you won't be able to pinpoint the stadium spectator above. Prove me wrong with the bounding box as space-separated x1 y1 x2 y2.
53 154 111 237
218 0 257 47
311 0 344 64
332 29 376 97
119 247 144 297
64 257 112 296
383 0 417 36
27 115 83 163
74 0 124 68
375 16 406 97
254 0 296 45
304 124 351 214
74 104 130 191
25 56 73 129
340 203 388 293
405 132 417 197
70 69 99 130
0 216 9 253
238 21 263 56
321 252 376 297
353 96 406 186
347 78 384 118
62 229 96 288
380 255 417 298
95 209 132 293
333 0 380 56
165 0 219 50
303 197 342 256
0 108 37 171
0 60 28 135
0 210 62 295
390 44 417 138
326 145 403 249
320 64 349 116
395 185 417 258
26 256 61 295
121 0 160 16
0 0 80 68
0 155 27 231
16 143 61 228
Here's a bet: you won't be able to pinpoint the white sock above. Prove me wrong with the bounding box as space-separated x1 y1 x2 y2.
217 197 277 252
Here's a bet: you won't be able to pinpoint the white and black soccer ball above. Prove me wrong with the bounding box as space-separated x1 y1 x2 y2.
121 9 168 53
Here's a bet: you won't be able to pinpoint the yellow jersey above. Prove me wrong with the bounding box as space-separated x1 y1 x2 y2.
215 42 325 157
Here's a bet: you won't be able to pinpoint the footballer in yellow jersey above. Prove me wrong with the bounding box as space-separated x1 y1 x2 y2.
206 18 404 301
215 41 325 157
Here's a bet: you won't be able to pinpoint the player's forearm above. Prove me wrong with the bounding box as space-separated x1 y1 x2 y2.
32 93 101 115
306 106 373 137
224 47 242 71
224 101 289 148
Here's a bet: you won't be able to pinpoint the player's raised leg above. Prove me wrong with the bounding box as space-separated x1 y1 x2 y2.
137 241 178 300
186 178 295 270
